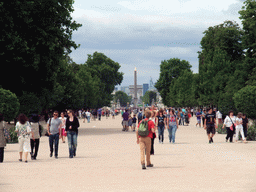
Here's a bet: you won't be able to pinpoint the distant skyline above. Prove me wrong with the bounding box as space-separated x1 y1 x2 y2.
69 0 245 87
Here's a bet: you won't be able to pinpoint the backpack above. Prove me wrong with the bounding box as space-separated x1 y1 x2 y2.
138 120 149 137
138 112 142 119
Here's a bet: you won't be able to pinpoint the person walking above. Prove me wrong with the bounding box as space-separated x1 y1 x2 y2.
97 108 102 121
59 112 67 143
15 114 33 163
204 108 217 144
86 110 91 123
65 110 80 158
132 115 137 132
235 112 247 143
150 110 157 155
29 114 40 160
196 109 202 127
167 109 179 143
0 113 6 163
155 109 166 144
47 111 62 159
202 109 206 127
82 110 86 123
216 110 223 126
128 115 133 132
136 110 155 170
137 109 143 124
242 113 248 139
179 109 184 126
222 110 236 143
122 109 129 131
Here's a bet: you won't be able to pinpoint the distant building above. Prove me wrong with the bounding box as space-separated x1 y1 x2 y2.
143 84 149 96
121 86 130 96
114 87 118 91
129 85 143 104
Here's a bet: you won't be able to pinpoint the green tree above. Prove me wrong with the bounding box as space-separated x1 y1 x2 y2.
142 91 157 105
155 58 192 105
198 20 243 108
168 70 198 107
85 52 124 107
233 85 256 119
0 88 20 122
18 92 42 116
0 0 82 100
239 0 256 85
114 91 131 107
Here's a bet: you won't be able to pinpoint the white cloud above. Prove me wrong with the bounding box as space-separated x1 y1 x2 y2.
69 0 244 86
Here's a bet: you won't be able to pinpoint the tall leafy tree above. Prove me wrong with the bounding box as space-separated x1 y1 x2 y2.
114 91 131 107
142 91 157 105
155 58 192 105
198 21 243 108
85 52 123 107
239 0 256 84
0 0 82 99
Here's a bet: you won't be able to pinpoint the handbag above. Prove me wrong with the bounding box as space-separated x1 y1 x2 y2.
229 116 236 131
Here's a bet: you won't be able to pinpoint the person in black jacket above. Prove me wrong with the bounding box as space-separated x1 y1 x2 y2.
65 109 80 158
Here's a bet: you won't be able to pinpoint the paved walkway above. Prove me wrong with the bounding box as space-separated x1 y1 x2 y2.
1 114 256 192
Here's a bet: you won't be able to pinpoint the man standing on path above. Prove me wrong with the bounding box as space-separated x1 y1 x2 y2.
204 108 217 144
47 111 62 159
97 108 102 121
122 109 129 131
136 110 154 170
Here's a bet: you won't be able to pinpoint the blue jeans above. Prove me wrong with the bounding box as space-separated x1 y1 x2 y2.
168 125 177 143
158 124 165 142
49 133 59 157
87 116 90 123
67 131 77 158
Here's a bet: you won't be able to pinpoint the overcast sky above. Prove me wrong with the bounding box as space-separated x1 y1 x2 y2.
69 0 245 87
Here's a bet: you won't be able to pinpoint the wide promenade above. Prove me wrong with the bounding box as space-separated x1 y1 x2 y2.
1 114 256 192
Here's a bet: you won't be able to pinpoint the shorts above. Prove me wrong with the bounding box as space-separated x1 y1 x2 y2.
123 120 128 127
197 119 201 124
206 124 215 134
18 136 31 152
132 123 136 127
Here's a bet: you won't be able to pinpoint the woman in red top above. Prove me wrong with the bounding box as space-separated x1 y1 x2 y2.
136 110 155 170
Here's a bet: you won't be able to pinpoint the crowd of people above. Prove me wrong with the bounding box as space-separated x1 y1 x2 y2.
0 106 250 169
0 107 120 163
120 106 249 169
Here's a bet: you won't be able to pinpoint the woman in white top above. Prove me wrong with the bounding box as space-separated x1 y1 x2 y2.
15 114 33 163
59 112 67 143
222 110 236 143
235 112 247 143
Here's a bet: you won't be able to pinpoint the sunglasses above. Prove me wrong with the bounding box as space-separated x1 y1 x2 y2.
54 114 58 116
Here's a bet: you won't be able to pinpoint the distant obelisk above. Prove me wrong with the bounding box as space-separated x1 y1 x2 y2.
134 67 138 108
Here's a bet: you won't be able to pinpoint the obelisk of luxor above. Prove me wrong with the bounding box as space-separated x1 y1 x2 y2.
134 67 138 108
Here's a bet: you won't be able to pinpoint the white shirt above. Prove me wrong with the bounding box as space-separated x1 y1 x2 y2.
236 118 243 129
59 117 67 129
86 111 91 117
224 116 236 128
216 111 222 119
